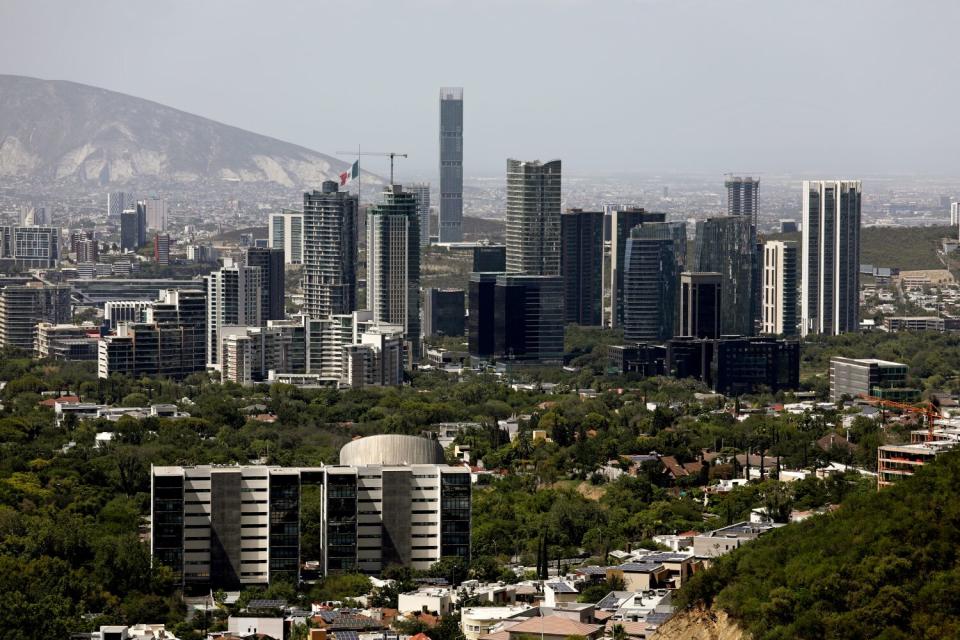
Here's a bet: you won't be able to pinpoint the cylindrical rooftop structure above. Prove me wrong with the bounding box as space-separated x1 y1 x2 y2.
339 434 446 466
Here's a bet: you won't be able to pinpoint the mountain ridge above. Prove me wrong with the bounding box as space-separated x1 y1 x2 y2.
0 74 351 187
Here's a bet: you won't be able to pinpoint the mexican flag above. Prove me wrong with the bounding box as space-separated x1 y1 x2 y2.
339 160 359 186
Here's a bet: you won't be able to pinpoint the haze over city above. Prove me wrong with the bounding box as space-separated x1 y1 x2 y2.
3 0 960 177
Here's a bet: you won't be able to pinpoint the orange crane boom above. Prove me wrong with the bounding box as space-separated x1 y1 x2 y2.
859 394 942 441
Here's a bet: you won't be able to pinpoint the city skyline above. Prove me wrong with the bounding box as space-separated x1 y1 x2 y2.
3 1 960 177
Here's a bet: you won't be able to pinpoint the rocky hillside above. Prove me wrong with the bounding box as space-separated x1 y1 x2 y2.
651 607 747 640
0 74 349 187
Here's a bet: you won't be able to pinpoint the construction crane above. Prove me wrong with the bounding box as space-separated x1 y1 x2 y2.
859 394 942 441
335 150 408 184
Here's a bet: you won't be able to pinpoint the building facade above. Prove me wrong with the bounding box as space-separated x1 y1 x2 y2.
144 198 167 231
303 183 358 319
829 357 912 402
0 284 71 350
622 224 678 342
268 209 305 265
468 272 500 359
439 87 464 243
473 245 506 273
366 185 421 358
761 240 798 336
154 234 170 266
724 176 760 229
693 216 754 336
801 180 862 336
408 183 431 247
245 247 286 322
505 159 562 276
150 461 470 589
679 272 722 339
560 209 603 326
423 288 465 338
206 262 263 367
494 274 564 365
608 208 666 327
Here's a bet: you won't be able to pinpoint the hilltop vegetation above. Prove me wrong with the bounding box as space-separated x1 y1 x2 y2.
676 451 960 639
768 225 953 271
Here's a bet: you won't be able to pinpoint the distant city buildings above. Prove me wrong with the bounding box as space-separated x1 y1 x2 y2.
801 180 862 336
505 159 562 276
725 176 760 229
0 225 61 268
439 87 464 243
560 209 603 326
144 197 167 231
107 191 131 220
952 201 960 227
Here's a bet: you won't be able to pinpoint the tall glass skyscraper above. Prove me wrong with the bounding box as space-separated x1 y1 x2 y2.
505 159 562 276
367 185 421 356
801 180 861 336
439 87 463 243
303 182 358 319
622 223 679 342
561 209 604 325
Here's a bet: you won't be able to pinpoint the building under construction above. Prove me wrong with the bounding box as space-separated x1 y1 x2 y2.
877 426 960 488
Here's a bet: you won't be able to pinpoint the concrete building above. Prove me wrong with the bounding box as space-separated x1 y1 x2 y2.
423 288 465 338
761 240 798 336
801 180 862 336
34 323 99 361
0 283 71 350
505 159 562 276
268 209 304 265
153 234 170 266
884 316 945 332
206 261 263 367
561 209 603 326
303 183 358 318
952 201 960 227
220 320 307 385
144 198 167 231
408 182 431 248
367 185 421 358
693 521 782 560
245 247 286 321
439 87 464 243
829 357 913 402
878 428 960 488
0 225 61 268
678 272 721 339
151 457 469 589
622 224 678 342
104 300 152 329
693 216 754 336
608 208 666 328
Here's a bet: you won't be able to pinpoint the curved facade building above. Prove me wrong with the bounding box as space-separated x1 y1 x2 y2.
339 434 445 466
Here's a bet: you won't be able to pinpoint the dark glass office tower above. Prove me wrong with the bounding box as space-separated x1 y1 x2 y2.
120 209 140 251
423 288 465 337
472 245 506 272
561 209 603 325
468 272 500 358
269 472 300 583
439 87 463 243
725 176 759 229
151 472 184 581
608 208 666 327
325 471 358 573
679 272 722 339
245 247 285 321
303 181 358 319
693 216 754 336
505 159 562 276
622 224 678 342
494 274 564 364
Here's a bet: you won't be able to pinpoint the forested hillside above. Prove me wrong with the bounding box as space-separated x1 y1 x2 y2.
675 451 960 639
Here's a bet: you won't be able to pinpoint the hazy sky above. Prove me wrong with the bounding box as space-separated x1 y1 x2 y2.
2 0 959 179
